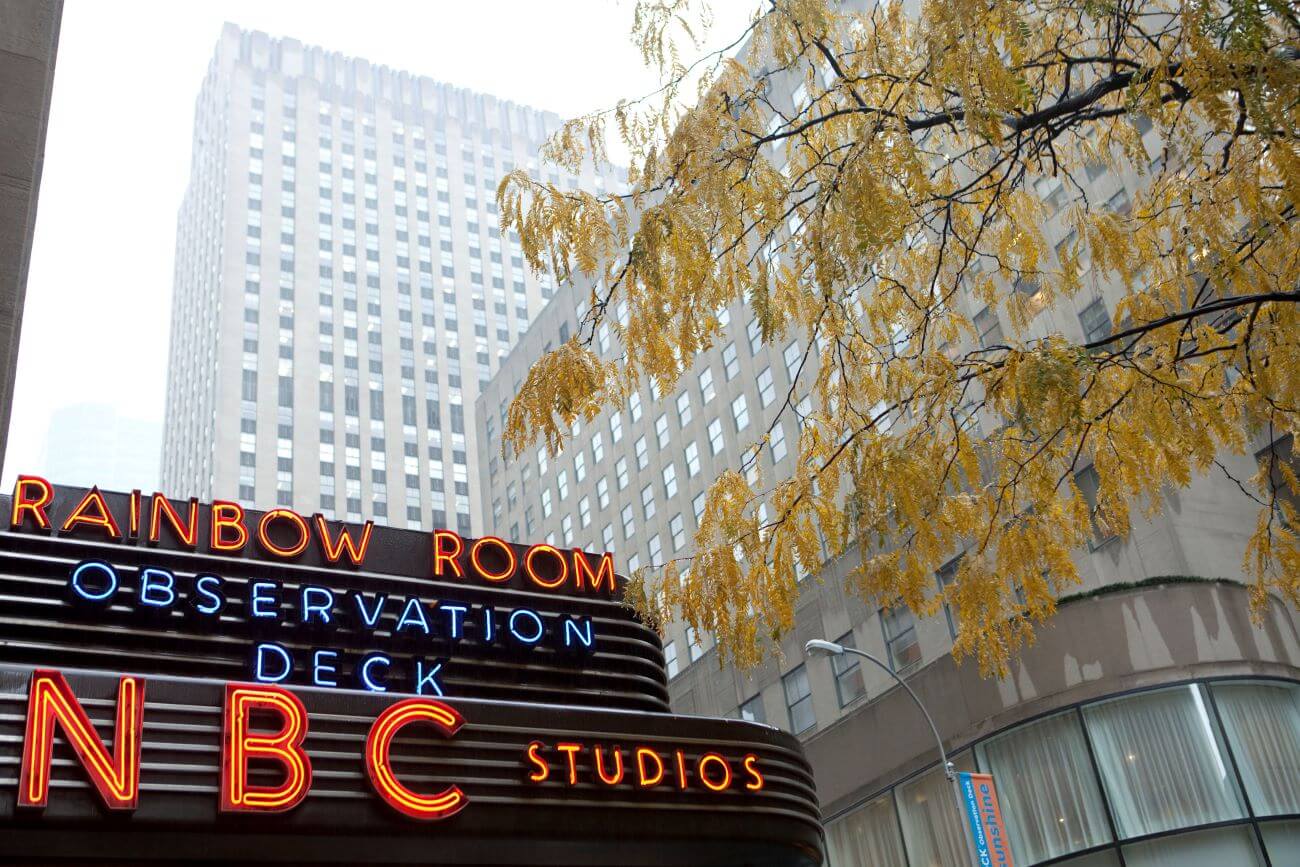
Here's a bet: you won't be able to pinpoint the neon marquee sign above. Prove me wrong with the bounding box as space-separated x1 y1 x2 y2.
9 475 618 696
16 669 766 820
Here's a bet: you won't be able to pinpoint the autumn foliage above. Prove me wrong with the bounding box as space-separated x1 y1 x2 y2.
499 0 1300 673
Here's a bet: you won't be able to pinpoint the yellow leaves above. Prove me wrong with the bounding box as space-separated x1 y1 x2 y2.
498 0 1300 677
502 340 619 460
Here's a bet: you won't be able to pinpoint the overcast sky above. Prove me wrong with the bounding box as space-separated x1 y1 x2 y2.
5 0 759 488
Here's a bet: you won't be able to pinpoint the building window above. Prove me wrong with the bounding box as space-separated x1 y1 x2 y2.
635 436 649 470
738 695 766 724
1211 680 1300 816
1083 684 1246 839
685 441 701 477
699 367 716 403
975 710 1112 864
665 641 679 679
783 341 801 380
831 632 867 707
747 317 763 354
641 484 656 519
731 394 750 431
610 412 623 443
975 305 1003 347
770 423 788 462
1075 464 1116 548
615 457 629 490
881 607 921 673
669 513 685 551
708 419 724 455
663 463 678 498
782 664 815 734
1079 297 1113 344
757 367 776 407
596 476 610 508
676 391 692 426
722 342 739 379
936 555 962 638
621 504 635 538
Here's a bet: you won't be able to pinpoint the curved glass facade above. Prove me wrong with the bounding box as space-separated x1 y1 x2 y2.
825 678 1300 866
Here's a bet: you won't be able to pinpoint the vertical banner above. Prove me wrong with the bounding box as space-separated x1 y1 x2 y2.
958 772 1015 867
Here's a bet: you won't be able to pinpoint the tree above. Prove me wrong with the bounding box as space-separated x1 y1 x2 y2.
497 0 1300 674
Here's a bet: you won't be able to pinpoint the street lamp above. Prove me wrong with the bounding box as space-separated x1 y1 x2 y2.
804 638 978 865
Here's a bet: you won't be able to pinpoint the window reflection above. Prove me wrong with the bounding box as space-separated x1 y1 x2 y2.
1083 684 1245 838
975 710 1111 863
896 753 974 867
1212 681 1300 816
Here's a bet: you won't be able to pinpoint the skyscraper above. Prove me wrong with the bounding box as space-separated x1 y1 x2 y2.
161 24 618 534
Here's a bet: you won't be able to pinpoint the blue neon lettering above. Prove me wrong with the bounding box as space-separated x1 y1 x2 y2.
440 603 468 639
414 658 445 696
69 560 118 602
562 616 594 649
352 591 387 628
312 649 339 687
359 653 390 692
138 567 176 608
254 642 292 682
193 574 224 615
395 596 431 633
249 581 281 619
508 608 545 644
483 606 495 642
301 585 335 625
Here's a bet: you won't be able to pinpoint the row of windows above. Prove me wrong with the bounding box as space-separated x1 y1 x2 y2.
827 679 1300 867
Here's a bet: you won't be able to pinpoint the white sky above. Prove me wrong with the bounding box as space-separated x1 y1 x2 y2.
5 0 760 489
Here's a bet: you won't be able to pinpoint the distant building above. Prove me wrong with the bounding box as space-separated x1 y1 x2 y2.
42 403 160 492
160 24 619 534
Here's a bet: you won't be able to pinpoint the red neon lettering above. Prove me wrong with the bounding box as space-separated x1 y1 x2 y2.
18 670 145 810
469 536 516 582
556 742 584 785
573 551 616 593
11 475 54 531
365 698 467 820
743 754 765 791
697 753 733 792
524 544 568 590
128 490 142 538
432 530 464 578
220 683 312 812
210 501 248 552
594 746 625 785
314 515 374 566
256 509 310 558
60 487 122 540
636 747 665 787
526 741 550 783
148 493 199 548
675 749 689 790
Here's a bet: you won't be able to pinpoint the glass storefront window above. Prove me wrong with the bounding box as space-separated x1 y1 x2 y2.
975 709 1112 863
826 794 907 867
1211 680 1300 816
896 752 974 867
1083 684 1246 839
1121 825 1264 867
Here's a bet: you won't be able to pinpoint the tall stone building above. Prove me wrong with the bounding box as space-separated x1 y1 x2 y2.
477 29 1300 867
161 24 617 534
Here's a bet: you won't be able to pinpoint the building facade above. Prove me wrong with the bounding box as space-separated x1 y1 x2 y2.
161 24 618 534
476 48 1300 867
0 0 62 474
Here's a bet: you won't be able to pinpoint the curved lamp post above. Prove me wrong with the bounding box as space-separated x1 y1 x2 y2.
804 638 977 865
